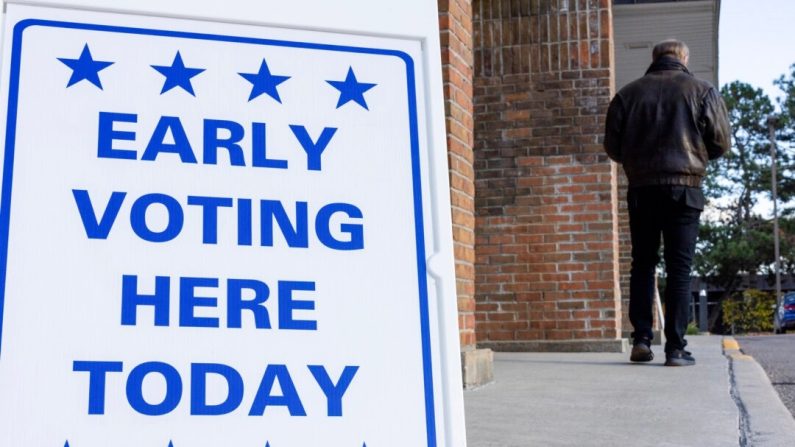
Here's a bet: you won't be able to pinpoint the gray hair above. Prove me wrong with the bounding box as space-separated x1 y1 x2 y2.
652 39 689 63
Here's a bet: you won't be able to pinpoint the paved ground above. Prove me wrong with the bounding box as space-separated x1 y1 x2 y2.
736 334 795 418
464 336 737 447
464 335 795 447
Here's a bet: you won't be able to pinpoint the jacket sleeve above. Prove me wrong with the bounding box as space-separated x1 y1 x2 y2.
700 87 732 160
603 94 624 163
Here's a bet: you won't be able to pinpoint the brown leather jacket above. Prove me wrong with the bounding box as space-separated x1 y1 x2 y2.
603 57 731 187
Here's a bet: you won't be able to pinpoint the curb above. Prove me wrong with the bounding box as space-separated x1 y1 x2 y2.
723 336 795 446
723 337 753 360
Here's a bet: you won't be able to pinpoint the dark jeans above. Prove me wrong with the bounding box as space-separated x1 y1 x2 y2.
628 186 703 353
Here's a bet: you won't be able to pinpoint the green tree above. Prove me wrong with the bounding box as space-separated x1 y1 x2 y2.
775 63 795 206
695 79 795 307
775 63 795 134
722 289 775 334
702 82 782 221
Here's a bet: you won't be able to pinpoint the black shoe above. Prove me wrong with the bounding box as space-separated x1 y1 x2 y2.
665 349 695 367
630 338 654 362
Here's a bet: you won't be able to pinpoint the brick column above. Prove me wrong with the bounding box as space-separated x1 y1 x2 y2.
472 0 624 352
439 0 494 386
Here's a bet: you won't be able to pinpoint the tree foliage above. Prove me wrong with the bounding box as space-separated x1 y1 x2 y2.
695 73 795 301
775 63 795 205
721 289 775 334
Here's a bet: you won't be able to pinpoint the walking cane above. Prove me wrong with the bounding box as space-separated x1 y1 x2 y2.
655 275 665 330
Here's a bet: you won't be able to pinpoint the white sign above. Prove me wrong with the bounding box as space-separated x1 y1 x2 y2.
0 3 464 446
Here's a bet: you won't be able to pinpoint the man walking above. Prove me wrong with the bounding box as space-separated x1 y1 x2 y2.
603 40 731 366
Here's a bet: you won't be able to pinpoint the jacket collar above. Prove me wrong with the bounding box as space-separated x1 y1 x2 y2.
645 56 692 75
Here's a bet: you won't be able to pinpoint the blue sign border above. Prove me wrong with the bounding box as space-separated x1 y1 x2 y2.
0 18 436 446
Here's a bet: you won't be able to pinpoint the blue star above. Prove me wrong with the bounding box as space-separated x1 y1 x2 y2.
151 51 205 96
327 67 376 110
57 44 113 89
239 59 290 103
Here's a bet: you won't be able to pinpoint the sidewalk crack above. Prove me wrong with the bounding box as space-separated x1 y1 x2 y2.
727 352 751 447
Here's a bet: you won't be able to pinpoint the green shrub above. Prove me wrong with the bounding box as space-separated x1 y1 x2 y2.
722 289 775 334
686 322 700 335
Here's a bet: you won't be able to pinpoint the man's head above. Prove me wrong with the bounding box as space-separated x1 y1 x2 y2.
652 39 689 65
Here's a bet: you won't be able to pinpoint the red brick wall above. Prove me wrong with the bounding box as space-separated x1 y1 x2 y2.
439 0 477 350
472 0 622 346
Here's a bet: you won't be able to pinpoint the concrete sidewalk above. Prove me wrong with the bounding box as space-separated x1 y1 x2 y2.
463 335 795 447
